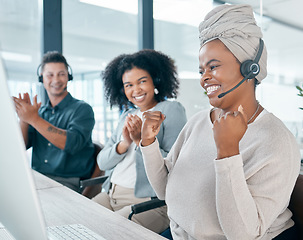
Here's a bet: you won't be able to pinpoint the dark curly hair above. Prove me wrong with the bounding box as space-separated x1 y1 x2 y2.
102 49 179 110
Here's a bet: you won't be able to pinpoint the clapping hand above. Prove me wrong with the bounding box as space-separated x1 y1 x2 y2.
125 114 142 146
118 114 143 154
13 93 41 125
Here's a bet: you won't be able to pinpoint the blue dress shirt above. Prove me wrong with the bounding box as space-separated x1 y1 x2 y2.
28 93 95 179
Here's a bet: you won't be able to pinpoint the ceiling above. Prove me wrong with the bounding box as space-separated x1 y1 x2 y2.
224 0 302 31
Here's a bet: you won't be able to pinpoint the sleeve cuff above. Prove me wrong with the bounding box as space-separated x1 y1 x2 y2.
140 138 159 154
214 154 243 173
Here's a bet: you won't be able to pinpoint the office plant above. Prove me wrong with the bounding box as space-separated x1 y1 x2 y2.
296 85 303 110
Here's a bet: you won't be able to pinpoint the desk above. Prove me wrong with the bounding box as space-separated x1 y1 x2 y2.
33 171 165 240
32 170 63 190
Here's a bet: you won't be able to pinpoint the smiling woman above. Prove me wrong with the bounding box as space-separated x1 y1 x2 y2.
140 4 301 240
122 67 158 112
92 49 187 234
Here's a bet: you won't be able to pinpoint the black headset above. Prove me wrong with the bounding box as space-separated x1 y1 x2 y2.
37 64 73 83
218 39 264 98
240 38 264 79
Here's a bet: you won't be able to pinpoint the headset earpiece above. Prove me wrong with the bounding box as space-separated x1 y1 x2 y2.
240 60 260 78
239 39 264 79
37 64 43 82
67 65 73 81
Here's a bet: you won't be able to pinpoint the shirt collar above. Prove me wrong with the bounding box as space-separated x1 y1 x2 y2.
45 92 73 110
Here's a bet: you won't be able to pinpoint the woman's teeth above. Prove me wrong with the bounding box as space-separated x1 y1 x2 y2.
206 85 219 95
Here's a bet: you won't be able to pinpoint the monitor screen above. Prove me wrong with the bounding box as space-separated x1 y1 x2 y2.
0 55 48 240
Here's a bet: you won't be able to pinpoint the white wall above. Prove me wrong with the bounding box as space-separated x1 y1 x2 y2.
177 77 303 154
178 78 210 119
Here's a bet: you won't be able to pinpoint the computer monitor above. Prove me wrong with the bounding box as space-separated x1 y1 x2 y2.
0 55 48 239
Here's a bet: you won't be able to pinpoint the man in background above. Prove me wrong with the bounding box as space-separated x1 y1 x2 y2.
14 51 95 192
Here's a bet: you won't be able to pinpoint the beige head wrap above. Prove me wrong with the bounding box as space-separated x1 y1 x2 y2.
199 4 267 82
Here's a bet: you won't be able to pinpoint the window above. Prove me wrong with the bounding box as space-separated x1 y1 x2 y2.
2 0 302 156
0 1 41 97
154 0 303 155
62 0 138 143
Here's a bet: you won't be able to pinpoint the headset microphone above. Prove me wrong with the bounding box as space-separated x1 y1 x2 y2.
218 71 253 98
218 39 264 98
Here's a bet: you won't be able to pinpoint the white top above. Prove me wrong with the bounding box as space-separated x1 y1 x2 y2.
111 108 153 188
141 108 301 240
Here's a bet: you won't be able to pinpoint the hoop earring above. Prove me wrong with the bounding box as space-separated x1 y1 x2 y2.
154 88 159 95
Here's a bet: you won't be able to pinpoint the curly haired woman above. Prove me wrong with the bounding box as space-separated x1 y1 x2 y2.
93 49 187 234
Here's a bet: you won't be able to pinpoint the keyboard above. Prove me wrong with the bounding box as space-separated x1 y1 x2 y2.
47 224 106 240
0 224 106 240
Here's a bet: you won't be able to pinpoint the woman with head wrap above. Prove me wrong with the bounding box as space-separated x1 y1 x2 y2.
140 4 300 240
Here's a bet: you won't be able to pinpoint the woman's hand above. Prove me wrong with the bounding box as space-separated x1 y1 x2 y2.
141 111 165 146
125 114 142 146
116 120 133 154
213 105 248 159
116 117 133 154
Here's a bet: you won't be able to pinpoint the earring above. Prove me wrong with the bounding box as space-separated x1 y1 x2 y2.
154 88 159 95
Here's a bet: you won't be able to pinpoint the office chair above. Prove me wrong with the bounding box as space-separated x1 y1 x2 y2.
128 197 166 220
127 198 172 239
288 174 303 239
80 142 106 199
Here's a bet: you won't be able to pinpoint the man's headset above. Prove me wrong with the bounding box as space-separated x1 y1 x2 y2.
37 64 73 83
218 38 264 98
